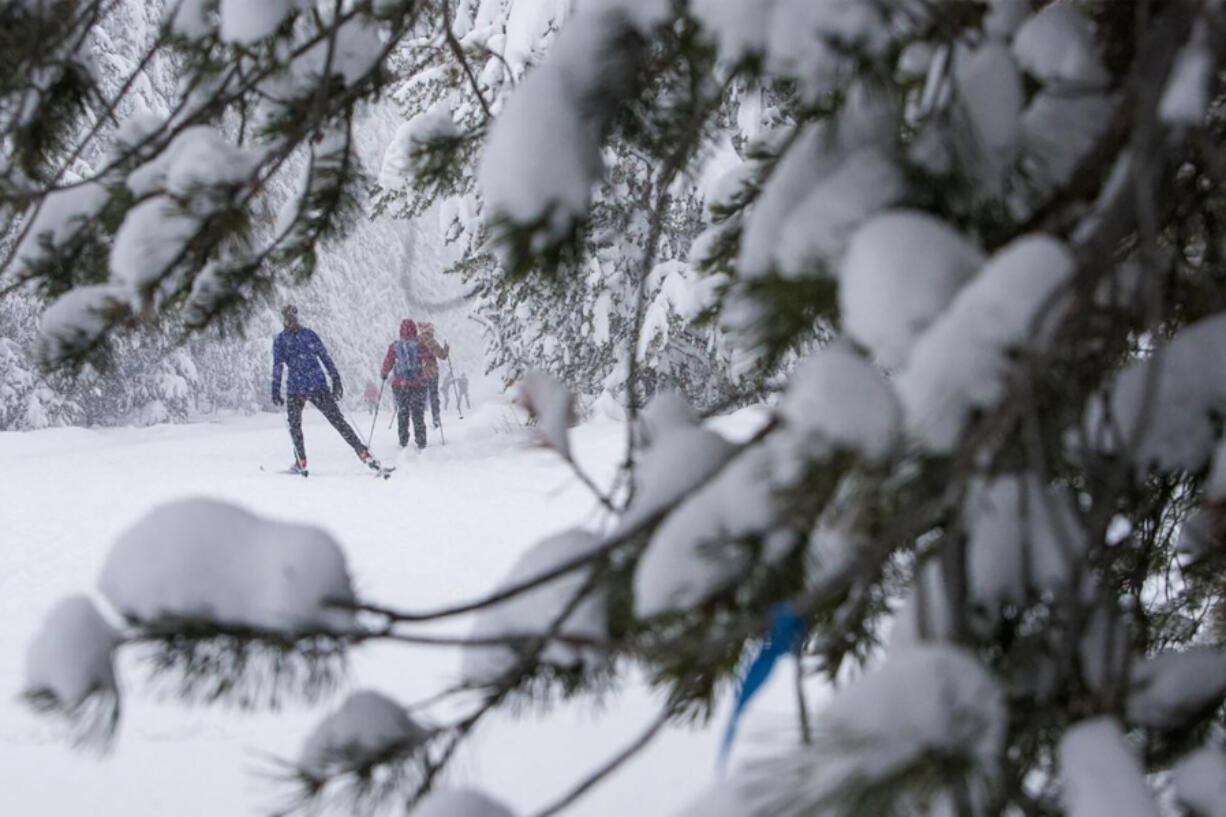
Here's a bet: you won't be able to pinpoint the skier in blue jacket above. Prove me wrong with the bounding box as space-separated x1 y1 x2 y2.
272 304 381 475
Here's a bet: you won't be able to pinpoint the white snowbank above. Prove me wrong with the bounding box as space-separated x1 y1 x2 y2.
24 595 120 712
98 497 356 632
461 529 607 686
299 690 428 778
779 345 901 462
1060 718 1159 817
410 789 516 817
839 210 984 371
898 234 1074 452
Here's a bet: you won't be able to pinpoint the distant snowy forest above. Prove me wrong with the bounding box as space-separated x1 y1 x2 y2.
11 2 1226 817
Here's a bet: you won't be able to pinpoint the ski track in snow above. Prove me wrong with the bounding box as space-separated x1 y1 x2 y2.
0 401 799 816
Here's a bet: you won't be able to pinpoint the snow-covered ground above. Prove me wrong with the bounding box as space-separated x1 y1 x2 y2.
0 398 801 816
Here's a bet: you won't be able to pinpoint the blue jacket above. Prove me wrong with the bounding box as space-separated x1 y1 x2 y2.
272 327 341 396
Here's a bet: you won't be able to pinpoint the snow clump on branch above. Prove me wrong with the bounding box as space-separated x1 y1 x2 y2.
23 595 121 746
478 0 669 240
98 497 356 633
298 690 430 780
897 234 1075 452
1059 718 1160 817
461 529 607 687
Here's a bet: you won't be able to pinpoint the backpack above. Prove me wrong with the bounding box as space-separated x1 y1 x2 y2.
393 339 423 380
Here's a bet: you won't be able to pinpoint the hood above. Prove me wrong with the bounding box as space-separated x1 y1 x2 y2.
399 319 417 339
419 321 434 337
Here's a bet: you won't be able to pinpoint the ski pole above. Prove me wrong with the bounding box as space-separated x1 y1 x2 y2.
447 358 464 419
366 378 387 448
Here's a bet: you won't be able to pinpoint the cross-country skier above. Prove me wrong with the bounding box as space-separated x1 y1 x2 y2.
272 304 382 475
417 321 450 428
381 318 432 450
442 369 471 412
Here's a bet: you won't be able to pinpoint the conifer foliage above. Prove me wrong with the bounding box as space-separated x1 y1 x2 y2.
19 1 1226 816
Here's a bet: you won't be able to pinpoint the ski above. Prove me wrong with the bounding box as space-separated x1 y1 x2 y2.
261 465 308 477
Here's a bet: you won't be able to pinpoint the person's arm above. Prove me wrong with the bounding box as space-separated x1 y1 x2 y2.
434 337 450 360
380 344 395 380
312 331 343 393
271 335 285 402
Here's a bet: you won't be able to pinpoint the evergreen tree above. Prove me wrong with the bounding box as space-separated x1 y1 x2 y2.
18 2 1226 817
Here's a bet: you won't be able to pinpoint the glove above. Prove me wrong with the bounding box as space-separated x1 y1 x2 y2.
333 382 344 401
272 391 283 407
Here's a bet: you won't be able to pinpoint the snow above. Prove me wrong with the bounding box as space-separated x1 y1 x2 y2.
1173 744 1226 817
15 181 110 268
1127 647 1226 729
747 645 1004 811
983 0 1029 38
411 789 516 817
127 126 257 198
479 0 654 233
168 0 214 39
1021 92 1116 190
1059 718 1159 817
24 595 120 714
778 345 901 462
516 370 574 458
1012 2 1110 91
97 497 356 632
775 147 905 277
616 424 734 534
37 284 127 366
633 446 784 617
1160 29 1214 126
298 690 428 778
691 0 768 63
963 473 1084 618
219 0 292 44
953 40 1022 186
379 106 460 189
898 234 1075 452
737 124 832 277
2 407 787 817
1100 313 1226 473
764 0 889 102
839 210 985 371
461 528 607 686
108 196 200 298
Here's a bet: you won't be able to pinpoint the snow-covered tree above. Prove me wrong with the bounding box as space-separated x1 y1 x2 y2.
19 1 1226 817
373 0 752 413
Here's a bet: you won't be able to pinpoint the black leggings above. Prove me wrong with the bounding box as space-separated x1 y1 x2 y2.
394 384 428 449
427 375 441 424
286 390 366 461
